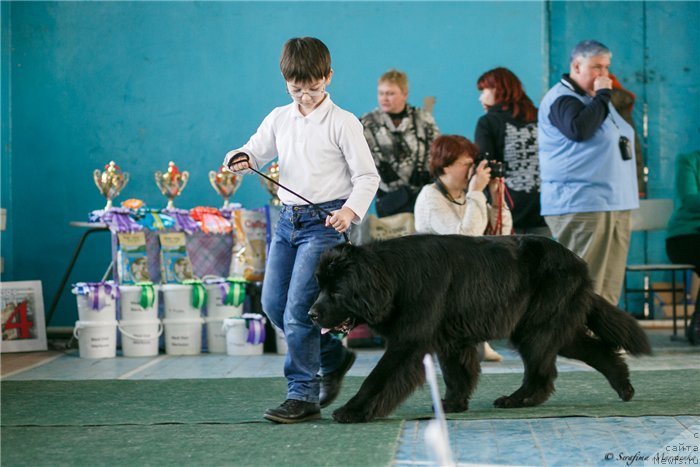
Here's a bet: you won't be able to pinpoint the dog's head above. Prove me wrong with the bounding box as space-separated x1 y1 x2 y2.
309 242 393 334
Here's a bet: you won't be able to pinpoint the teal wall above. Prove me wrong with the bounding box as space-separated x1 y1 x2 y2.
1 1 698 326
549 1 700 281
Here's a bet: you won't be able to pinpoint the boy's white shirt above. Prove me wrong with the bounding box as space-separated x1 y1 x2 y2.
225 94 380 223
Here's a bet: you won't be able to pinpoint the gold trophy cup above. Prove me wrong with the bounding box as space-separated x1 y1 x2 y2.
261 162 281 206
209 166 243 208
155 161 189 209
93 161 129 210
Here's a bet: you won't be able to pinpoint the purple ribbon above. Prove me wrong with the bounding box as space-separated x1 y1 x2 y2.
101 208 143 233
204 277 228 303
204 277 245 306
241 313 266 344
163 208 199 234
218 282 228 302
72 281 119 310
219 204 242 220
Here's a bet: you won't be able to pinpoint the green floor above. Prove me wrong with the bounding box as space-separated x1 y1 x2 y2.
3 370 699 466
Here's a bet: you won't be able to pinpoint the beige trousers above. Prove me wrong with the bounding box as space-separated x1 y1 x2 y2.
545 211 632 305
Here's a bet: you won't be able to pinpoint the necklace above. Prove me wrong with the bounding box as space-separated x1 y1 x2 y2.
434 178 466 206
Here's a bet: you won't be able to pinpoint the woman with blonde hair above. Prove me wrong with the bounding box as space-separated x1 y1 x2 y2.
361 69 439 217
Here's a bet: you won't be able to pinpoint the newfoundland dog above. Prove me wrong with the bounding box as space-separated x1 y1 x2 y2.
309 234 652 423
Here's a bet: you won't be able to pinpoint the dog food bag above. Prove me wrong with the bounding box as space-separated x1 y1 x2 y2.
229 207 270 282
159 232 196 284
117 232 152 285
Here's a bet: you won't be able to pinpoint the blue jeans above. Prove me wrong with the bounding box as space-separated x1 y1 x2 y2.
261 200 349 403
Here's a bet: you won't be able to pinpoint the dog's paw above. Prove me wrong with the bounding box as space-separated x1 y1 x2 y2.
493 395 522 408
440 399 469 413
332 405 372 424
616 381 635 402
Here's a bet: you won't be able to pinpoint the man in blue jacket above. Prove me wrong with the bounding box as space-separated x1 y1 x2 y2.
538 40 639 305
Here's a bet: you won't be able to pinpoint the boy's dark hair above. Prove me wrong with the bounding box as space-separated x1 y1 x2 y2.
280 37 331 84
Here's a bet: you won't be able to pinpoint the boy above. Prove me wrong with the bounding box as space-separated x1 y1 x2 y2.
224 37 379 423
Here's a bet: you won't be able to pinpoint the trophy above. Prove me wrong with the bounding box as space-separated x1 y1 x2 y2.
261 162 281 206
93 161 129 210
209 166 243 208
155 161 189 209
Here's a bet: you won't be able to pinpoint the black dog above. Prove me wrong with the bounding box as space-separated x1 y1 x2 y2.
309 234 652 423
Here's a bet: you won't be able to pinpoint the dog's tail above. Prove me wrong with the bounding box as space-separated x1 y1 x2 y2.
587 294 652 356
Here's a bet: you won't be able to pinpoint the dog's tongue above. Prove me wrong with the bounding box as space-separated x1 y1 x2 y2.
321 328 331 335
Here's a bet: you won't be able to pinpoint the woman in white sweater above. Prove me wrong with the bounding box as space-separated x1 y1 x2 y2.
414 134 513 361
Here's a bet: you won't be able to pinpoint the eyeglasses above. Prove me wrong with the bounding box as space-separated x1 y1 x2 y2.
286 84 326 98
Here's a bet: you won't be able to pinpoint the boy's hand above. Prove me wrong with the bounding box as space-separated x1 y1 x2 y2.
225 151 251 173
325 206 356 233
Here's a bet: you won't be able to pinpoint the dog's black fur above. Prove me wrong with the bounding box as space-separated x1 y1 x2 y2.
309 234 652 423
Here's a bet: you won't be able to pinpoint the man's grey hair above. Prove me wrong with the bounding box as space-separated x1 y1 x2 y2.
570 40 612 63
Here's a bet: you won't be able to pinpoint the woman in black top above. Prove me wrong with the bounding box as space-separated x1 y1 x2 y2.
474 67 549 236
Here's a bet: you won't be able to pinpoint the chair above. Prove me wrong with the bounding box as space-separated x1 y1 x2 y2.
623 199 695 339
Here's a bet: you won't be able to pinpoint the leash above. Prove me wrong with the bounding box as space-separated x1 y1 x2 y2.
230 153 351 243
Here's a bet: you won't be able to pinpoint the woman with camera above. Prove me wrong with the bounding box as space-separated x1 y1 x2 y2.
414 134 512 361
414 135 512 237
361 69 439 218
474 67 549 236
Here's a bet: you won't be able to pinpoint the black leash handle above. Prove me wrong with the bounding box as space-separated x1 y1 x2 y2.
230 153 350 243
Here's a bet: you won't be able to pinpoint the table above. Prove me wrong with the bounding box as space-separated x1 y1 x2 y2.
46 222 110 325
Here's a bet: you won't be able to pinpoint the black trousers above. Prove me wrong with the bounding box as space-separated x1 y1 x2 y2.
666 234 700 342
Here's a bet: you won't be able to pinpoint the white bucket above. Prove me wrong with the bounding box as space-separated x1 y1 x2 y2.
204 279 245 319
204 317 227 354
162 284 205 319
118 320 163 357
72 282 118 322
162 317 204 356
274 326 287 355
119 284 159 321
73 320 118 359
222 315 266 356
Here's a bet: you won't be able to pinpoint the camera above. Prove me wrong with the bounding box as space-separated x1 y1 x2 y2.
619 135 632 161
478 153 505 178
487 160 505 178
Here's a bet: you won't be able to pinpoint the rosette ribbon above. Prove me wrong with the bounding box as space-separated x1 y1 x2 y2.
183 279 207 309
204 277 247 307
71 281 119 310
218 203 242 220
241 313 266 345
100 208 142 233
224 277 246 307
135 282 156 309
132 209 175 231
189 207 232 235
163 208 199 234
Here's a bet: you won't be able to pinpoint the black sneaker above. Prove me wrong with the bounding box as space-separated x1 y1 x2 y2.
320 350 356 408
263 399 321 424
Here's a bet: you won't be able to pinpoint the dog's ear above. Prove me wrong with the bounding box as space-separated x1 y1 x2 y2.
337 247 394 324
318 243 358 277
316 243 358 289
